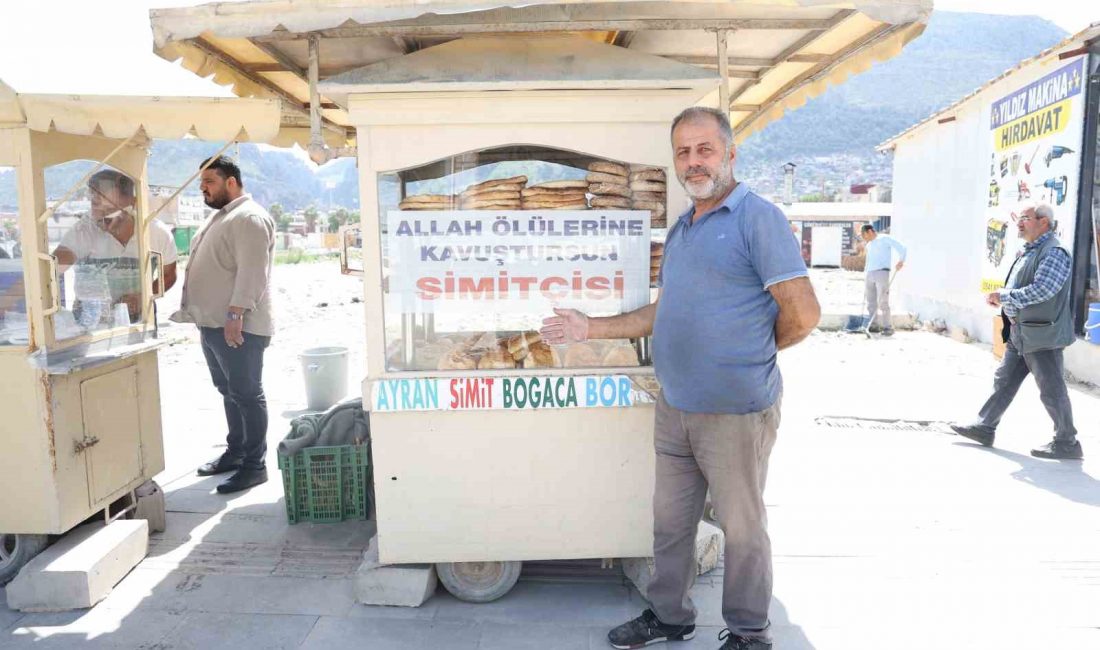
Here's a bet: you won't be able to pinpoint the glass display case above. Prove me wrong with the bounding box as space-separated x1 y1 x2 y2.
376 145 667 373
41 163 159 345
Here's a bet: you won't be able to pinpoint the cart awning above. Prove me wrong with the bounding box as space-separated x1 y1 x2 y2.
0 81 282 142
149 0 932 145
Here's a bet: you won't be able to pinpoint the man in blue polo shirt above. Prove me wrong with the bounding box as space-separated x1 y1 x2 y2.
541 107 820 650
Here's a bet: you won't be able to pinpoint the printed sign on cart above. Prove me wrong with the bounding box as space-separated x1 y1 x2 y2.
385 210 651 327
980 57 1087 292
371 375 655 412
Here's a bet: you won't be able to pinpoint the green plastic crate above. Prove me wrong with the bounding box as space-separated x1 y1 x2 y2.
277 444 371 524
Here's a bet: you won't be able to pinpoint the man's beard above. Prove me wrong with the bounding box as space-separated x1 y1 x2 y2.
203 191 230 209
678 159 734 201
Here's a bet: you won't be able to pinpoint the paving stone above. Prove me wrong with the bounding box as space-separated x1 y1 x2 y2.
165 611 319 649
164 486 288 518
0 591 25 632
0 606 184 648
161 573 357 617
433 580 633 626
477 621 588 650
299 616 481 650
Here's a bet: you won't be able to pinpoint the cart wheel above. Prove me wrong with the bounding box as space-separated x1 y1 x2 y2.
0 533 48 585
436 560 522 603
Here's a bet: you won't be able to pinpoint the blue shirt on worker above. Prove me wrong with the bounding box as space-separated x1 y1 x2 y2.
864 234 907 272
654 182 808 414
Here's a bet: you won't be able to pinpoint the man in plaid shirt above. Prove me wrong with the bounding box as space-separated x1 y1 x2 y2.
952 203 1082 460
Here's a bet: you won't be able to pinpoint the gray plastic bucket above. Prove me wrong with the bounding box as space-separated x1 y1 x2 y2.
300 347 349 411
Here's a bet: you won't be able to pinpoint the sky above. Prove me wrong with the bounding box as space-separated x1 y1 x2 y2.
0 0 1095 96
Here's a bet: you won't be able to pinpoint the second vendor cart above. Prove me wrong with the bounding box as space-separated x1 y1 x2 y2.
0 81 280 582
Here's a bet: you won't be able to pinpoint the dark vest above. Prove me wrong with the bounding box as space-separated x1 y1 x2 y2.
1000 234 1074 354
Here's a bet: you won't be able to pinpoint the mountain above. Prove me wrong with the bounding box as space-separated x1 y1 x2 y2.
0 12 1072 212
0 140 330 212
737 11 1069 197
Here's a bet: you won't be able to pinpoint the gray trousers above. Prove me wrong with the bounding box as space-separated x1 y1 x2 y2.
864 269 892 329
647 393 781 641
977 332 1078 442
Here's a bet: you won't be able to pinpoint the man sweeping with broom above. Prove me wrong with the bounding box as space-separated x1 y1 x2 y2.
859 224 906 336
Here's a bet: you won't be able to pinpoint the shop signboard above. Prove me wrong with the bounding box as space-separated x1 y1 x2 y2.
385 210 651 330
981 57 1089 291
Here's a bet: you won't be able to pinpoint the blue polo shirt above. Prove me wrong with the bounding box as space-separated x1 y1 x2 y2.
654 183 808 414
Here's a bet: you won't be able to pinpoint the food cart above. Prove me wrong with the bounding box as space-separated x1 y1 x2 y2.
0 81 280 583
150 0 931 602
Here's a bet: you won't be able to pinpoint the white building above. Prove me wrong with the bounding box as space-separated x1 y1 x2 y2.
879 25 1100 384
781 201 893 268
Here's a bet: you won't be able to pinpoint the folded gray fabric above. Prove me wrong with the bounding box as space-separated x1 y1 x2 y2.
279 398 369 456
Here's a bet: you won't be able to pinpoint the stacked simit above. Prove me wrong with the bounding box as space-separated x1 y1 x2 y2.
459 175 525 210
397 194 455 211
521 180 590 210
628 165 667 227
586 161 633 210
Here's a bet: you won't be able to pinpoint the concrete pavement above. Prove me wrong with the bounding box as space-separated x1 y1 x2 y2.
2 264 1098 649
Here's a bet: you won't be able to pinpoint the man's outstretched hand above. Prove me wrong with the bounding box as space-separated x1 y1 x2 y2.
540 308 589 345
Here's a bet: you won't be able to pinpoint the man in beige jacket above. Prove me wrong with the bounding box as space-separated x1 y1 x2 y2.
171 156 276 494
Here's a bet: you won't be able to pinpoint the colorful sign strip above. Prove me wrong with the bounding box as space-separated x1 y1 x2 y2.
370 375 655 412
990 60 1085 152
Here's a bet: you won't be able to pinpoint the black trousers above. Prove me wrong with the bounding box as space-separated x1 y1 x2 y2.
200 327 271 469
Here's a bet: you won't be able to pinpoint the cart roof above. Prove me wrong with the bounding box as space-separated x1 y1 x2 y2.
0 79 281 142
877 22 1100 151
150 0 931 146
317 34 721 103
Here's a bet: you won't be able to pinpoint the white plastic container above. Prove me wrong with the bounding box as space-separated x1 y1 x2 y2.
300 346 349 411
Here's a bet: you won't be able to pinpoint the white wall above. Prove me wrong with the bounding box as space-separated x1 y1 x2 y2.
890 49 1092 346
891 96 994 342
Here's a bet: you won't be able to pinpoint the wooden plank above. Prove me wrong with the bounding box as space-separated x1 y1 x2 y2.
191 37 347 138
725 9 855 109
192 36 310 110
672 53 830 66
256 18 840 40
683 67 758 79
716 30 730 116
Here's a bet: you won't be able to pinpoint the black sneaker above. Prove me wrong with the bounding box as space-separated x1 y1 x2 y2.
718 629 772 649
1030 439 1083 460
607 609 695 649
950 424 994 447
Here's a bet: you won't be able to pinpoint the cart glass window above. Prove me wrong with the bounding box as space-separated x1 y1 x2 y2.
44 164 148 341
0 165 28 346
378 146 667 372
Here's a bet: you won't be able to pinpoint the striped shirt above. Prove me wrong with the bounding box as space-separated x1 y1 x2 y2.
998 231 1071 318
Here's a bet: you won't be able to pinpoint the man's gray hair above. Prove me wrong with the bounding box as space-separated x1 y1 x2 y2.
1019 201 1057 230
670 106 734 150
